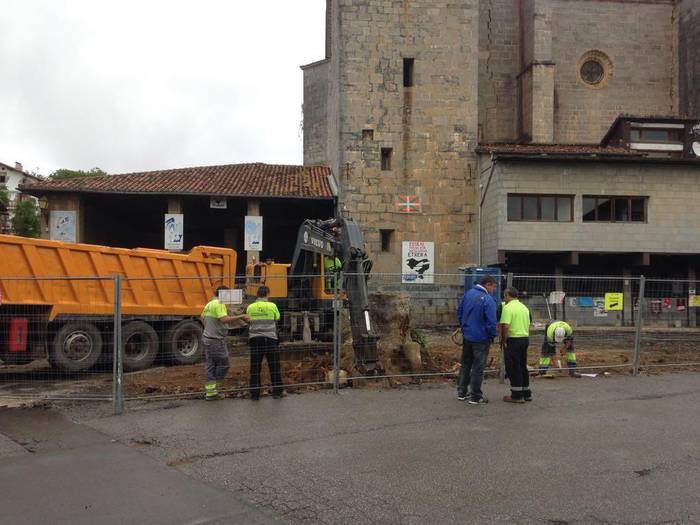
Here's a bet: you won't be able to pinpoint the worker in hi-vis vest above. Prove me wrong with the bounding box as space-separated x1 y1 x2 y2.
324 255 342 293
539 320 580 377
201 286 249 401
247 285 284 399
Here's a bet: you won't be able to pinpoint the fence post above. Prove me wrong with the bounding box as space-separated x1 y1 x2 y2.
633 275 645 376
499 273 513 384
332 271 342 394
112 275 124 414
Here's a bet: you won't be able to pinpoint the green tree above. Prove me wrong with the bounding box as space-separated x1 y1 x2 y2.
12 199 41 238
0 185 9 207
49 167 106 180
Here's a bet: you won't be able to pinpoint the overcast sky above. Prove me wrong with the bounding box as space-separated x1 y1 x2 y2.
0 0 326 176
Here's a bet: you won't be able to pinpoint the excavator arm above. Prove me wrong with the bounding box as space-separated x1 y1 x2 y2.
289 217 380 371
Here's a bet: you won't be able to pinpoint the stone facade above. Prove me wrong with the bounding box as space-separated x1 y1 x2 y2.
678 0 700 117
480 158 700 266
302 0 698 275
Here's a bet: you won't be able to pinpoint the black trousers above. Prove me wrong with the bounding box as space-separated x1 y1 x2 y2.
249 336 283 397
504 337 531 399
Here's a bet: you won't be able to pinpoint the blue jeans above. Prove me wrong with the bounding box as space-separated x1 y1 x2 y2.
457 340 490 400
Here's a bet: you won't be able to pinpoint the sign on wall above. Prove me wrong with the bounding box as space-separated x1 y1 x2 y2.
244 216 263 251
210 196 227 209
164 214 184 250
402 241 434 284
49 210 76 243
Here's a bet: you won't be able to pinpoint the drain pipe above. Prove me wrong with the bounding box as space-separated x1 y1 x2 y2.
478 153 497 267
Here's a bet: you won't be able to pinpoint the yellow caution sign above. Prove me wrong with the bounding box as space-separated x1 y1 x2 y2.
604 292 624 311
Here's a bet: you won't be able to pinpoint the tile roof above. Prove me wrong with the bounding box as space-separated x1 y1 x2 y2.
22 163 335 199
476 143 637 156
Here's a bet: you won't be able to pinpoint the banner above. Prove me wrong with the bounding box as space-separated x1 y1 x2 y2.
244 216 263 251
402 241 434 284
164 214 184 250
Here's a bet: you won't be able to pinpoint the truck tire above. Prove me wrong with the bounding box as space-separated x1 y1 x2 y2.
122 321 159 372
165 320 203 365
52 322 103 372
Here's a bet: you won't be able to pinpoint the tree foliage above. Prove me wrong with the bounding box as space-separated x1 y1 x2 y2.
49 167 107 180
0 185 9 207
12 199 41 238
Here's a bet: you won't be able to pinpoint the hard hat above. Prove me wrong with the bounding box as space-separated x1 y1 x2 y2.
554 326 566 343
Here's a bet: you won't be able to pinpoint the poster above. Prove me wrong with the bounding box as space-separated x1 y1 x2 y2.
244 216 263 251
579 297 594 307
164 214 184 250
689 295 700 308
402 241 434 284
568 297 579 307
604 293 623 311
593 297 608 317
218 288 243 305
549 291 566 304
49 210 76 242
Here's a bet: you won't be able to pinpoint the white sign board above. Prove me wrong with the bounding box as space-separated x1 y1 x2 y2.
218 288 243 305
164 214 184 250
49 210 76 242
210 196 227 209
402 241 434 284
244 215 263 251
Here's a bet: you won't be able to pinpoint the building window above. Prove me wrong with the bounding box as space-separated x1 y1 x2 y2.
577 50 612 89
0 174 5 184
381 148 393 171
582 196 647 222
380 229 394 252
507 194 574 222
362 129 374 142
629 127 682 143
403 58 414 88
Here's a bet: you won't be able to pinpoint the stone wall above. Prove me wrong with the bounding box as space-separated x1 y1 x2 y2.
550 0 677 143
302 60 330 166
482 159 700 265
678 0 700 117
478 0 520 143
335 0 480 275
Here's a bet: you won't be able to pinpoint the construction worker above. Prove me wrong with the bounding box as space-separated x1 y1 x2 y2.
201 286 249 401
539 320 579 377
499 287 532 403
247 285 284 399
324 255 342 293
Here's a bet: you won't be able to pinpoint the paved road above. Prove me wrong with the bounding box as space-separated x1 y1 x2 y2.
54 373 699 525
0 408 282 525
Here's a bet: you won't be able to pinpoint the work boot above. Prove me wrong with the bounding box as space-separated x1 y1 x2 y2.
503 395 526 404
205 393 225 401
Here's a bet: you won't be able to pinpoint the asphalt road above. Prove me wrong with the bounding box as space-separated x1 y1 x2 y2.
41 372 697 525
0 408 281 525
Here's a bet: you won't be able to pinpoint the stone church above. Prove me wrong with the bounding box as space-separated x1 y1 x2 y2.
302 0 700 277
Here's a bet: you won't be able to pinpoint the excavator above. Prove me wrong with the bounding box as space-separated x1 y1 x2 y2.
245 216 381 374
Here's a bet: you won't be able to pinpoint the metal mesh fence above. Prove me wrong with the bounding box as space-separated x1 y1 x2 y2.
1 272 699 412
0 277 116 401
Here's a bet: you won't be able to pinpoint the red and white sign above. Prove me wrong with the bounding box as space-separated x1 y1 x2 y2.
396 195 421 214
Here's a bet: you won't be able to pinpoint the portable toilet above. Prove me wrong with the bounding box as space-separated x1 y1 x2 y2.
459 266 502 301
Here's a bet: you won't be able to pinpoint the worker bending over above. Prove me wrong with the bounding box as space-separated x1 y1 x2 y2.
539 320 579 377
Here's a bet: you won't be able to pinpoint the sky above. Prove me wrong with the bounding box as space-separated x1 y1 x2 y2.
0 0 326 176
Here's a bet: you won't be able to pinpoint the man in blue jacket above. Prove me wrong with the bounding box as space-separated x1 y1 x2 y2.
456 275 498 404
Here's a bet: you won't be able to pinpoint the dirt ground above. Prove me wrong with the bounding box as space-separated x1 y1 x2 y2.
1 329 698 401
120 329 700 398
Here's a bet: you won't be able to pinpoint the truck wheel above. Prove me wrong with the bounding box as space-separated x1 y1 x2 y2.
166 320 203 365
122 321 159 372
52 323 103 372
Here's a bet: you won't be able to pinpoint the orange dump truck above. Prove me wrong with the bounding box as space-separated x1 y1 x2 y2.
0 234 236 372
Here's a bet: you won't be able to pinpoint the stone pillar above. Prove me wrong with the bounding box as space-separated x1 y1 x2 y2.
167 197 182 214
520 0 555 143
246 199 261 267
44 193 84 243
